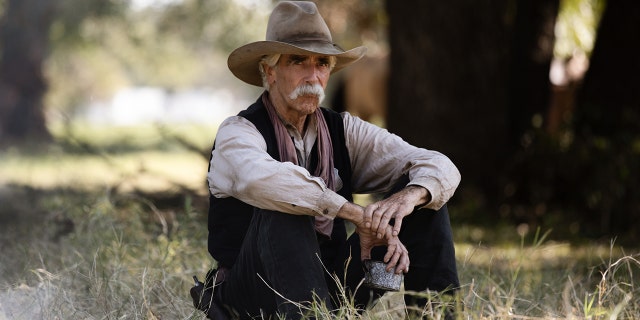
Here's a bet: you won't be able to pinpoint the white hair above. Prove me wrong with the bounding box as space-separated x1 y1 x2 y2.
259 54 281 90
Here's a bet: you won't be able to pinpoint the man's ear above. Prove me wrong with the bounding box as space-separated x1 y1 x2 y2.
264 64 276 85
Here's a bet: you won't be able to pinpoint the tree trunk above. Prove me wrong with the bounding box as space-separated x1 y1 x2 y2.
386 0 512 204
573 0 640 237
507 0 559 148
0 0 56 145
575 1 640 138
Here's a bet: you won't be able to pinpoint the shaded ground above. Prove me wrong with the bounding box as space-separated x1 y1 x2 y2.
0 283 56 320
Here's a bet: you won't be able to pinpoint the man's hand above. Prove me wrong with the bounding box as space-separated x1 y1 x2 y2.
364 185 431 238
357 224 409 274
336 202 409 274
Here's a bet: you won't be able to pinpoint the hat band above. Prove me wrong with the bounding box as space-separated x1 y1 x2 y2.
277 36 334 46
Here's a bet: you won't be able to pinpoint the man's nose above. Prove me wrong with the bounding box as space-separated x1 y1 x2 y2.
303 64 323 82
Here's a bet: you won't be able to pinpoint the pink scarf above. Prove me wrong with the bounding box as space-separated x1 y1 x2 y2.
262 92 336 237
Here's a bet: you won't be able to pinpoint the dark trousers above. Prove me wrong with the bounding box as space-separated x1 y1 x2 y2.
217 202 459 319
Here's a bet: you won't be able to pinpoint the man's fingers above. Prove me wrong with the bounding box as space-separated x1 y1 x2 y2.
392 216 403 236
383 243 409 274
371 204 395 239
385 247 402 272
363 205 374 229
376 214 392 239
398 251 410 274
392 243 410 274
369 200 407 238
370 206 383 237
383 244 395 264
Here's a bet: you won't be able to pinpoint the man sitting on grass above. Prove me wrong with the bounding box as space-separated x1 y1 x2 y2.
199 1 461 319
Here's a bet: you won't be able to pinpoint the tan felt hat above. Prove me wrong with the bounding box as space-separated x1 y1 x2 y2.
227 1 367 86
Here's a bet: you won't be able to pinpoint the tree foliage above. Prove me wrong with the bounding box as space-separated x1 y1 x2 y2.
46 0 269 115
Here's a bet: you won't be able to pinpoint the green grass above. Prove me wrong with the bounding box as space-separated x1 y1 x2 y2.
1 124 639 319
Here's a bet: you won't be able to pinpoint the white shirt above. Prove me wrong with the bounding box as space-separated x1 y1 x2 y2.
208 110 461 220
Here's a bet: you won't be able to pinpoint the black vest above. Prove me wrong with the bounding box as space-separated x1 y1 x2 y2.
207 97 354 268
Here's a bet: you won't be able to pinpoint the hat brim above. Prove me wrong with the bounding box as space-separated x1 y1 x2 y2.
228 41 367 87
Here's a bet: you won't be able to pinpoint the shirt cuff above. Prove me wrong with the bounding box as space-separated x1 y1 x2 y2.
316 190 348 219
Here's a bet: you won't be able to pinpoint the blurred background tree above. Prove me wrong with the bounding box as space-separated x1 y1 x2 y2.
385 0 640 243
0 0 60 143
0 0 268 145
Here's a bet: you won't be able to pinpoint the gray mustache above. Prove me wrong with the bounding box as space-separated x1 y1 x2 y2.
289 84 325 103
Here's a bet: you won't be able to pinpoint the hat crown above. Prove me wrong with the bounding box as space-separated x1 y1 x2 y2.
266 1 333 44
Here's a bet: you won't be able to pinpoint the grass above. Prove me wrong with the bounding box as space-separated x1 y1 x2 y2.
1 123 639 319
1 185 639 319
0 188 209 319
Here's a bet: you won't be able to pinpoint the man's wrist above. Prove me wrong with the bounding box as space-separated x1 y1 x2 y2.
336 202 364 226
406 185 431 207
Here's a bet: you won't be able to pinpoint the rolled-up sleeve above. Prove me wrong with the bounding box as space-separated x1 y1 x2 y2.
208 116 348 218
342 113 461 210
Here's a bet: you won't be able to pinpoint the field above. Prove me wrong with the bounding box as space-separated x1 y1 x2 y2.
1 124 638 319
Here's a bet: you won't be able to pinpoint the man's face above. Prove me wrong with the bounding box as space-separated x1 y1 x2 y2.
266 54 331 117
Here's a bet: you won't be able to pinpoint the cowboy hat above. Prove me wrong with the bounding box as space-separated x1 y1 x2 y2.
227 1 367 86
